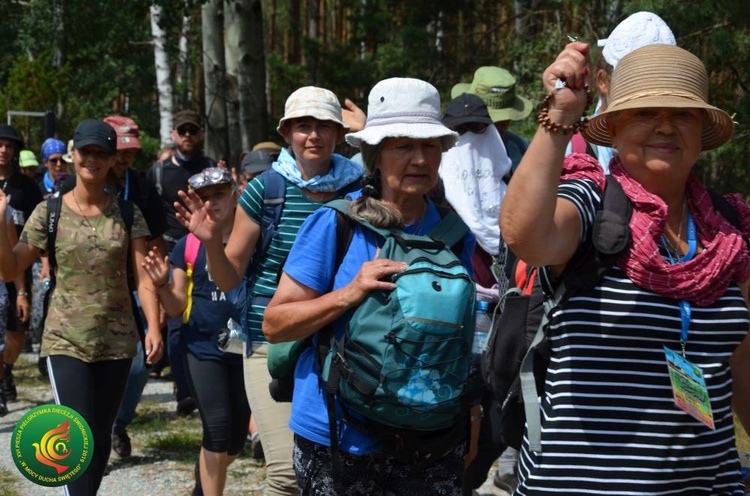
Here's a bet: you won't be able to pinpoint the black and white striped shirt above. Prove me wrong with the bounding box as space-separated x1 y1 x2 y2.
517 179 749 495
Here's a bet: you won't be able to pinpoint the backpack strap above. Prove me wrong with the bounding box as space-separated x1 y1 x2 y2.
519 280 567 453
562 175 631 290
182 233 201 324
153 161 164 197
326 198 469 252
250 169 287 276
709 190 742 231
427 210 469 249
46 194 63 276
117 198 134 236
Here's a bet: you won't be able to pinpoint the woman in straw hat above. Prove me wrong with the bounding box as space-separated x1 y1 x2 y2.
263 78 477 495
500 41 750 494
174 86 363 496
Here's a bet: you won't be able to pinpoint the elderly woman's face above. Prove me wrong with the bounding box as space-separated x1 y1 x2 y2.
607 108 703 177
377 137 442 199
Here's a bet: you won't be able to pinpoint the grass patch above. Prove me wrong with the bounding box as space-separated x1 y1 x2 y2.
145 432 203 462
12 355 50 389
0 467 21 496
129 409 173 433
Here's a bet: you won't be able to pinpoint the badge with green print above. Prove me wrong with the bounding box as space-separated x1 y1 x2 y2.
11 404 94 487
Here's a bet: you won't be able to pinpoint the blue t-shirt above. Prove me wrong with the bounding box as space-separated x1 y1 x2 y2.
171 236 241 365
283 195 474 454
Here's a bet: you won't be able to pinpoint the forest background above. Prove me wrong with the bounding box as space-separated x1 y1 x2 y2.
1 0 748 195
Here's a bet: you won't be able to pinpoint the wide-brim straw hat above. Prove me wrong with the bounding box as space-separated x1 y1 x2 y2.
346 77 458 151
583 44 734 151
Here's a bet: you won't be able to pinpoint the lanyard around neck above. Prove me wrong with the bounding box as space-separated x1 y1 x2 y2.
662 212 697 357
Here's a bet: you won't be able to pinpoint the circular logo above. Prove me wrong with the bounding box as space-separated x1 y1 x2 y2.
11 404 93 487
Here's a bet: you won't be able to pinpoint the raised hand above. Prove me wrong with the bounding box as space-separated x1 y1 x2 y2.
0 189 8 220
142 247 170 288
342 98 367 133
174 189 221 243
542 41 592 125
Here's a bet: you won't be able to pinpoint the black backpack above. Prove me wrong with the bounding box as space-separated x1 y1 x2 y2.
481 176 745 452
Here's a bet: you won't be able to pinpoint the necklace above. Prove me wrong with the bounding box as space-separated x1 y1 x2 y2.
72 189 105 236
661 200 687 258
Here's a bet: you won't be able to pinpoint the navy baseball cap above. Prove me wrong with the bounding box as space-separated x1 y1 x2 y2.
443 93 493 128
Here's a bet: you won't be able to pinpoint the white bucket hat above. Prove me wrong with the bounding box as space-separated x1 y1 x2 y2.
346 78 458 151
598 11 676 68
277 86 348 133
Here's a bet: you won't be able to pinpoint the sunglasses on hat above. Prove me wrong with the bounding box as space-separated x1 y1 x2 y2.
188 168 233 190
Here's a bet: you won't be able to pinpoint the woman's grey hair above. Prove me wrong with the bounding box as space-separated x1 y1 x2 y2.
347 141 402 229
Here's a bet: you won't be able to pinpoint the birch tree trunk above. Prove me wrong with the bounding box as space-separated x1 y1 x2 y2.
201 0 228 162
230 0 269 151
52 0 67 125
175 8 191 109
224 2 242 167
150 4 174 147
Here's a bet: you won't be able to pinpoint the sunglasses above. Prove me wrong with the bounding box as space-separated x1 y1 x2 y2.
48 157 64 164
177 125 200 136
453 123 489 135
188 167 233 190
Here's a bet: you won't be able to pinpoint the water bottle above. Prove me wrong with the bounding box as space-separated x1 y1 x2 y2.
41 277 51 292
217 318 246 355
472 300 492 355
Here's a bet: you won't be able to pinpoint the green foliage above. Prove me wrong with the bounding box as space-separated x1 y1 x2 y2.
0 51 70 149
2 0 749 195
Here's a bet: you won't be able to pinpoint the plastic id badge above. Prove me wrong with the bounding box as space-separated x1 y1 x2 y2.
664 346 715 430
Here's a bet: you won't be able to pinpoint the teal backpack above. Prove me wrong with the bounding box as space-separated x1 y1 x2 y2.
323 199 477 466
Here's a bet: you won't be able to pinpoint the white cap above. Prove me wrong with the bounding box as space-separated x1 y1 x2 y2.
597 11 676 68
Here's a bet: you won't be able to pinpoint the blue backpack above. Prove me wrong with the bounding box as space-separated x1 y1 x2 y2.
323 199 477 466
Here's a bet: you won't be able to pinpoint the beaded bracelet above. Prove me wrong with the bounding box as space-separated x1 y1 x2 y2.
537 83 593 135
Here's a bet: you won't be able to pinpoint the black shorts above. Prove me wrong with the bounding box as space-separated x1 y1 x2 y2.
5 282 29 332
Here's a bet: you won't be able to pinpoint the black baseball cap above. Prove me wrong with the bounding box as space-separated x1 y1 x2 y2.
0 124 23 148
443 93 493 128
73 119 117 155
241 150 274 175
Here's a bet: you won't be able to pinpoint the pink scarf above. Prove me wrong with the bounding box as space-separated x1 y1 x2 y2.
562 154 750 306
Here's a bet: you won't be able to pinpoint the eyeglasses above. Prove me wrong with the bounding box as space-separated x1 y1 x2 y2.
453 123 489 135
188 167 233 190
177 125 200 137
48 157 64 164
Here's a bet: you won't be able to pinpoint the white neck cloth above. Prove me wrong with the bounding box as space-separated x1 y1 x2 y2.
439 126 511 255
